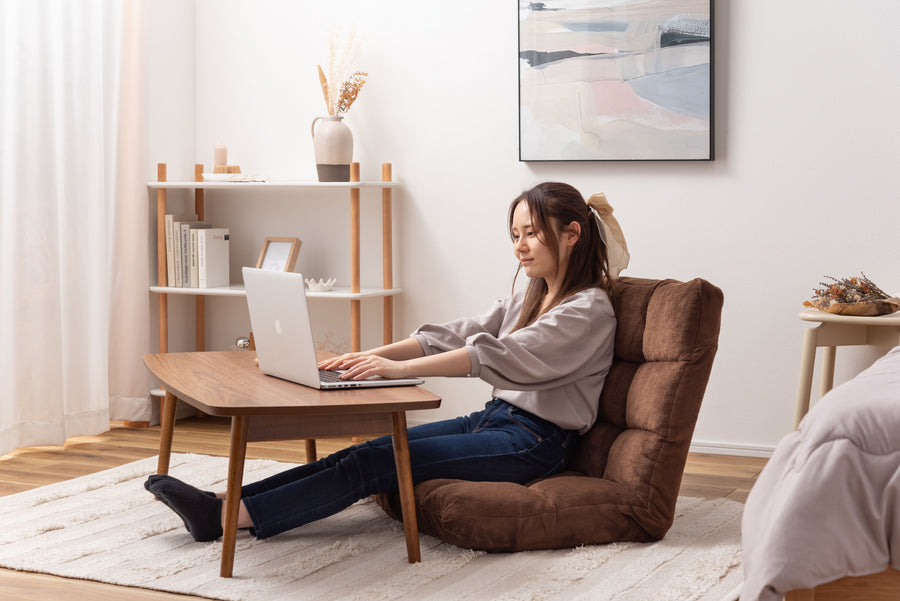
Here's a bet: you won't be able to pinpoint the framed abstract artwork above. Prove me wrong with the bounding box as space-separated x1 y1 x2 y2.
519 0 713 161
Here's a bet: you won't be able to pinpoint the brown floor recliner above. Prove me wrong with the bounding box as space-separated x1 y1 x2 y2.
377 276 724 552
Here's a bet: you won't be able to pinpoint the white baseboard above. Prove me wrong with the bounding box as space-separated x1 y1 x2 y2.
689 440 774 458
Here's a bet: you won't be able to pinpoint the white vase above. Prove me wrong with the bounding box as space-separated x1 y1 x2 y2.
311 115 353 182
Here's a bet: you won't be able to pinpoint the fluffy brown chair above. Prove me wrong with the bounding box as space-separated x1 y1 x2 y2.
376 276 724 551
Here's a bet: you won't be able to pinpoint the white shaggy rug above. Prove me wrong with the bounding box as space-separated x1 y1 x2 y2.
0 454 744 601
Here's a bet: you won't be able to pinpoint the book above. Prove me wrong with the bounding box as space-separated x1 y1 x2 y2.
197 228 230 289
168 213 197 286
190 229 200 288
181 222 211 287
169 215 198 287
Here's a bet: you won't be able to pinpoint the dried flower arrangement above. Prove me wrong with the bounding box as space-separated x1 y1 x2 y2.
803 273 900 316
317 26 368 116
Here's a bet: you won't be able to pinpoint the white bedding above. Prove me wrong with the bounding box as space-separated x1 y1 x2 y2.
741 345 900 601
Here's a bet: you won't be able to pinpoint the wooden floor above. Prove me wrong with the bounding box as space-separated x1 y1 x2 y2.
0 417 767 600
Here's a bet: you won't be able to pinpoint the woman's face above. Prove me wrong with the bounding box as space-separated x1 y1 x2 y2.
511 201 561 284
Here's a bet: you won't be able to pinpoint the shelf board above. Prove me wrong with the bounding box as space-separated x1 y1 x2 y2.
148 181 399 190
150 285 402 299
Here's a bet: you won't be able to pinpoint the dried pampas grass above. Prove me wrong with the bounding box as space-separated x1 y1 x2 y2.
318 25 368 116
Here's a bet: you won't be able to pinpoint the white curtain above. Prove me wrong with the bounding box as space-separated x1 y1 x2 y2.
107 1 152 425
0 0 151 456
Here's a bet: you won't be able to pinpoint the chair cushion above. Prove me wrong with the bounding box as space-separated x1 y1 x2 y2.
377 277 723 551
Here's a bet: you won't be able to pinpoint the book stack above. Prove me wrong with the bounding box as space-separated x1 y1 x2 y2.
164 214 230 288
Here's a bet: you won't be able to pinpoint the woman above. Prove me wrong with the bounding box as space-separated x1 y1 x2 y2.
145 182 617 542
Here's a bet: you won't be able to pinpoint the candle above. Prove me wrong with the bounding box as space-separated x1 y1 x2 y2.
214 145 227 167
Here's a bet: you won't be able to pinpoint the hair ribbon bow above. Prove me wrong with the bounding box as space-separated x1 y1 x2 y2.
587 192 630 278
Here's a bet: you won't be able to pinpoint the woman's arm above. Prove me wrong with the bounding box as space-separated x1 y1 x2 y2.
327 346 472 381
317 337 425 372
467 288 615 389
320 297 508 381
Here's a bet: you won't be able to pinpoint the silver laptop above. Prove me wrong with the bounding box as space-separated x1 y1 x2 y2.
242 267 424 389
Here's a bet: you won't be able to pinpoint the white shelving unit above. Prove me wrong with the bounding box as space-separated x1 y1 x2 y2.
148 162 399 356
148 284 402 299
147 181 399 191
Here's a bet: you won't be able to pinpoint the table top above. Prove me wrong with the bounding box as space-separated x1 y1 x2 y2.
799 309 900 326
143 351 441 417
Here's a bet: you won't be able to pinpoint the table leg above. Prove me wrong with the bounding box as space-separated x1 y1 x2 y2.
304 439 317 462
819 345 836 397
157 390 178 474
220 416 248 578
391 411 421 563
794 326 820 430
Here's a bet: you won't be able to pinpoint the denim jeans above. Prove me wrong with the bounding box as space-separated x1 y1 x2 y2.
241 399 579 539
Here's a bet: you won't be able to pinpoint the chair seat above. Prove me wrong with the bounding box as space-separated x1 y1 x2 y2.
378 472 652 552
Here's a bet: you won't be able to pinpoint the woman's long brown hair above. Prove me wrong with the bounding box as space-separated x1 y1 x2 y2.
509 182 614 331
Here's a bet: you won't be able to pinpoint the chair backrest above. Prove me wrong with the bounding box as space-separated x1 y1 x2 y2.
568 276 724 537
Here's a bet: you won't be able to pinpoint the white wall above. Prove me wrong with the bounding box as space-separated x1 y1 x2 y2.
143 0 197 422
148 0 900 453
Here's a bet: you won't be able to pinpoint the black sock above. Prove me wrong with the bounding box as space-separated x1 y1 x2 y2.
144 475 219 533
145 474 218 498
144 475 223 542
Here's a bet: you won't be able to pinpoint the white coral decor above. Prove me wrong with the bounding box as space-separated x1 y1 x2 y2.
305 277 336 292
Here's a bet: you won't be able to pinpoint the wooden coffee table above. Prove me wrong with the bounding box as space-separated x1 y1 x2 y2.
142 351 441 577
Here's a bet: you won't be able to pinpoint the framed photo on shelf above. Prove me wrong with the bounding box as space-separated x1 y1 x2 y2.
518 0 713 161
255 237 302 272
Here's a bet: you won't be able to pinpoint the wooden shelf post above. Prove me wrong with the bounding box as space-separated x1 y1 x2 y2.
157 163 168 353
382 163 393 346
194 164 206 352
350 163 361 352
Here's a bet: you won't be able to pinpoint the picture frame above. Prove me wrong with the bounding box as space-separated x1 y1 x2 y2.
518 0 713 161
255 237 302 272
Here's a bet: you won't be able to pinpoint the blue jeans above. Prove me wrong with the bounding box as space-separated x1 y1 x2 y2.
241 399 578 539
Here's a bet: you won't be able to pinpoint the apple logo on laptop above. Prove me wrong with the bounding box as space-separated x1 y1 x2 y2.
274 319 282 336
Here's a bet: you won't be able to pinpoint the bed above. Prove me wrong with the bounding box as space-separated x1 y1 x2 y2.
741 345 900 601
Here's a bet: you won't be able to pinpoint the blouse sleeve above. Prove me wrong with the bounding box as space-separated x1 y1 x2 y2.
412 296 510 355
467 290 614 391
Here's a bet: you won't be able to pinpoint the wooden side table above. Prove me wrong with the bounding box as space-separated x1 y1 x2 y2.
794 309 900 428
143 351 441 578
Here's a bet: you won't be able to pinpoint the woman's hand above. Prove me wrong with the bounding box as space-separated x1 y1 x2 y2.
317 352 368 372
317 338 427 380
321 353 410 381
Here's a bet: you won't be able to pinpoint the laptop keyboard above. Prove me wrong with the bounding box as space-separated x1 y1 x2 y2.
318 369 345 383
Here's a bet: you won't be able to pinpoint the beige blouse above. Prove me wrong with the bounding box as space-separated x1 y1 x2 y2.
412 288 615 434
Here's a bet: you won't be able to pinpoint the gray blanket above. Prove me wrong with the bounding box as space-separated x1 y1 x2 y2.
741 345 900 601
